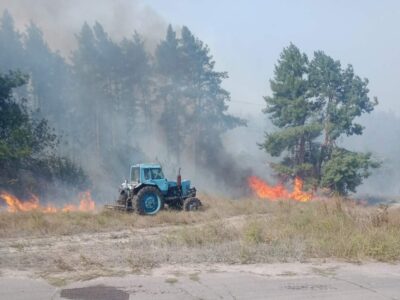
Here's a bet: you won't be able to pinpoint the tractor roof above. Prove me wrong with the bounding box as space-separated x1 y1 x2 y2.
131 163 162 169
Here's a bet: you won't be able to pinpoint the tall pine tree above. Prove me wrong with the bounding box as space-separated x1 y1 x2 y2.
262 44 379 195
262 44 321 181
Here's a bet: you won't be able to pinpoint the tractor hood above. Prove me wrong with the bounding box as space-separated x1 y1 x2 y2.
168 180 190 188
168 180 191 194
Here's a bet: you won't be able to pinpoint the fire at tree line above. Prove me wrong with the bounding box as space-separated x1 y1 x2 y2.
0 10 380 210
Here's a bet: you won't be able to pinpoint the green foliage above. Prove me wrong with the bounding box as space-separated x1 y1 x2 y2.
24 21 70 126
0 10 25 72
262 124 322 157
0 71 88 194
265 43 309 128
46 157 89 189
308 51 377 143
262 44 321 179
262 44 379 194
321 148 380 195
0 71 37 164
155 25 246 167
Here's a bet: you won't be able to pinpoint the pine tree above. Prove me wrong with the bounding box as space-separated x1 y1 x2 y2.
308 51 379 193
155 25 185 162
155 25 245 167
180 26 245 166
24 22 70 125
262 44 379 194
0 10 25 72
71 22 102 158
261 44 321 181
120 32 151 132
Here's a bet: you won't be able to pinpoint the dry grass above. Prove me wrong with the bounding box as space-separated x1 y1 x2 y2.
1 195 400 284
239 200 400 262
160 198 400 262
0 194 271 238
165 277 178 284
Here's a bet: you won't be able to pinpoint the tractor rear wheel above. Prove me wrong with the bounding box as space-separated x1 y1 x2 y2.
183 197 202 211
134 186 164 215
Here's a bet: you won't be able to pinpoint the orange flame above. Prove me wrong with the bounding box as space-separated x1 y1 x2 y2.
62 191 95 212
248 176 313 202
0 192 40 212
0 190 96 213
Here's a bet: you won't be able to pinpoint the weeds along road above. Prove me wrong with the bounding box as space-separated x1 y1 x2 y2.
0 197 400 299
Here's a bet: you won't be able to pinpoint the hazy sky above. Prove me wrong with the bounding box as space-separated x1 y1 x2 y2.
145 0 400 118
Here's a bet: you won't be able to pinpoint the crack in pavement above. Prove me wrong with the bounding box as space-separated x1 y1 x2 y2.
316 272 399 300
221 282 238 300
195 278 224 299
177 286 203 300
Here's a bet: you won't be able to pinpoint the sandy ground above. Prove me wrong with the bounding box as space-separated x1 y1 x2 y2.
1 262 400 299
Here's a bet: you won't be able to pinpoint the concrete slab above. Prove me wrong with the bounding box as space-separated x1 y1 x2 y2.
1 263 399 300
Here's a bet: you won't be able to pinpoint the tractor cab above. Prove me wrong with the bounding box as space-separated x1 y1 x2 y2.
129 164 168 193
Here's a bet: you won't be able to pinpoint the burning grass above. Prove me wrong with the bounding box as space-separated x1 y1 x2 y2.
248 176 313 202
0 190 95 213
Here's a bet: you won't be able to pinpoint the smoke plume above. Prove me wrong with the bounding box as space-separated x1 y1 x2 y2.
0 0 166 54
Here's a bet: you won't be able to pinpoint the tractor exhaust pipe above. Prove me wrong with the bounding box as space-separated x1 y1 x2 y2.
177 168 182 188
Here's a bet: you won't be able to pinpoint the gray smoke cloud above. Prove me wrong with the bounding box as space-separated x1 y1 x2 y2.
0 0 166 54
340 111 400 199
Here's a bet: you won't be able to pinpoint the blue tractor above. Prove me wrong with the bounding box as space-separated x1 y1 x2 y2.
112 163 202 215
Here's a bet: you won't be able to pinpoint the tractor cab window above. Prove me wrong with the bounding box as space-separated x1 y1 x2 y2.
142 167 164 180
150 168 164 179
130 167 140 182
143 168 151 180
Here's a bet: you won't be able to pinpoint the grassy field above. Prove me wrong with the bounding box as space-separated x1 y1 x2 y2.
0 195 400 284
1 195 400 260
0 194 272 237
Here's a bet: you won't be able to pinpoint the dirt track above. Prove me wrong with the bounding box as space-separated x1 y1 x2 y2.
0 215 249 283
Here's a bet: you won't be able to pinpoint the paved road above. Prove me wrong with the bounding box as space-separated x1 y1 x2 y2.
1 263 399 299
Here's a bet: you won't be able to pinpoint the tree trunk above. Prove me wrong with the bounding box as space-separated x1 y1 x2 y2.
318 96 333 181
95 102 100 160
297 135 306 177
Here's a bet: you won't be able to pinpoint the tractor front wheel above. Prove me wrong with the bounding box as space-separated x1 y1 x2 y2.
183 197 202 211
134 186 164 215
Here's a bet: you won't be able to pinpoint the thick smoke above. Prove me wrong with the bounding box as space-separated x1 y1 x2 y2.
0 2 255 204
341 111 400 198
0 0 166 53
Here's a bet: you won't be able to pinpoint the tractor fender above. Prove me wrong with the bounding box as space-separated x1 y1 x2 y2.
133 182 158 195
